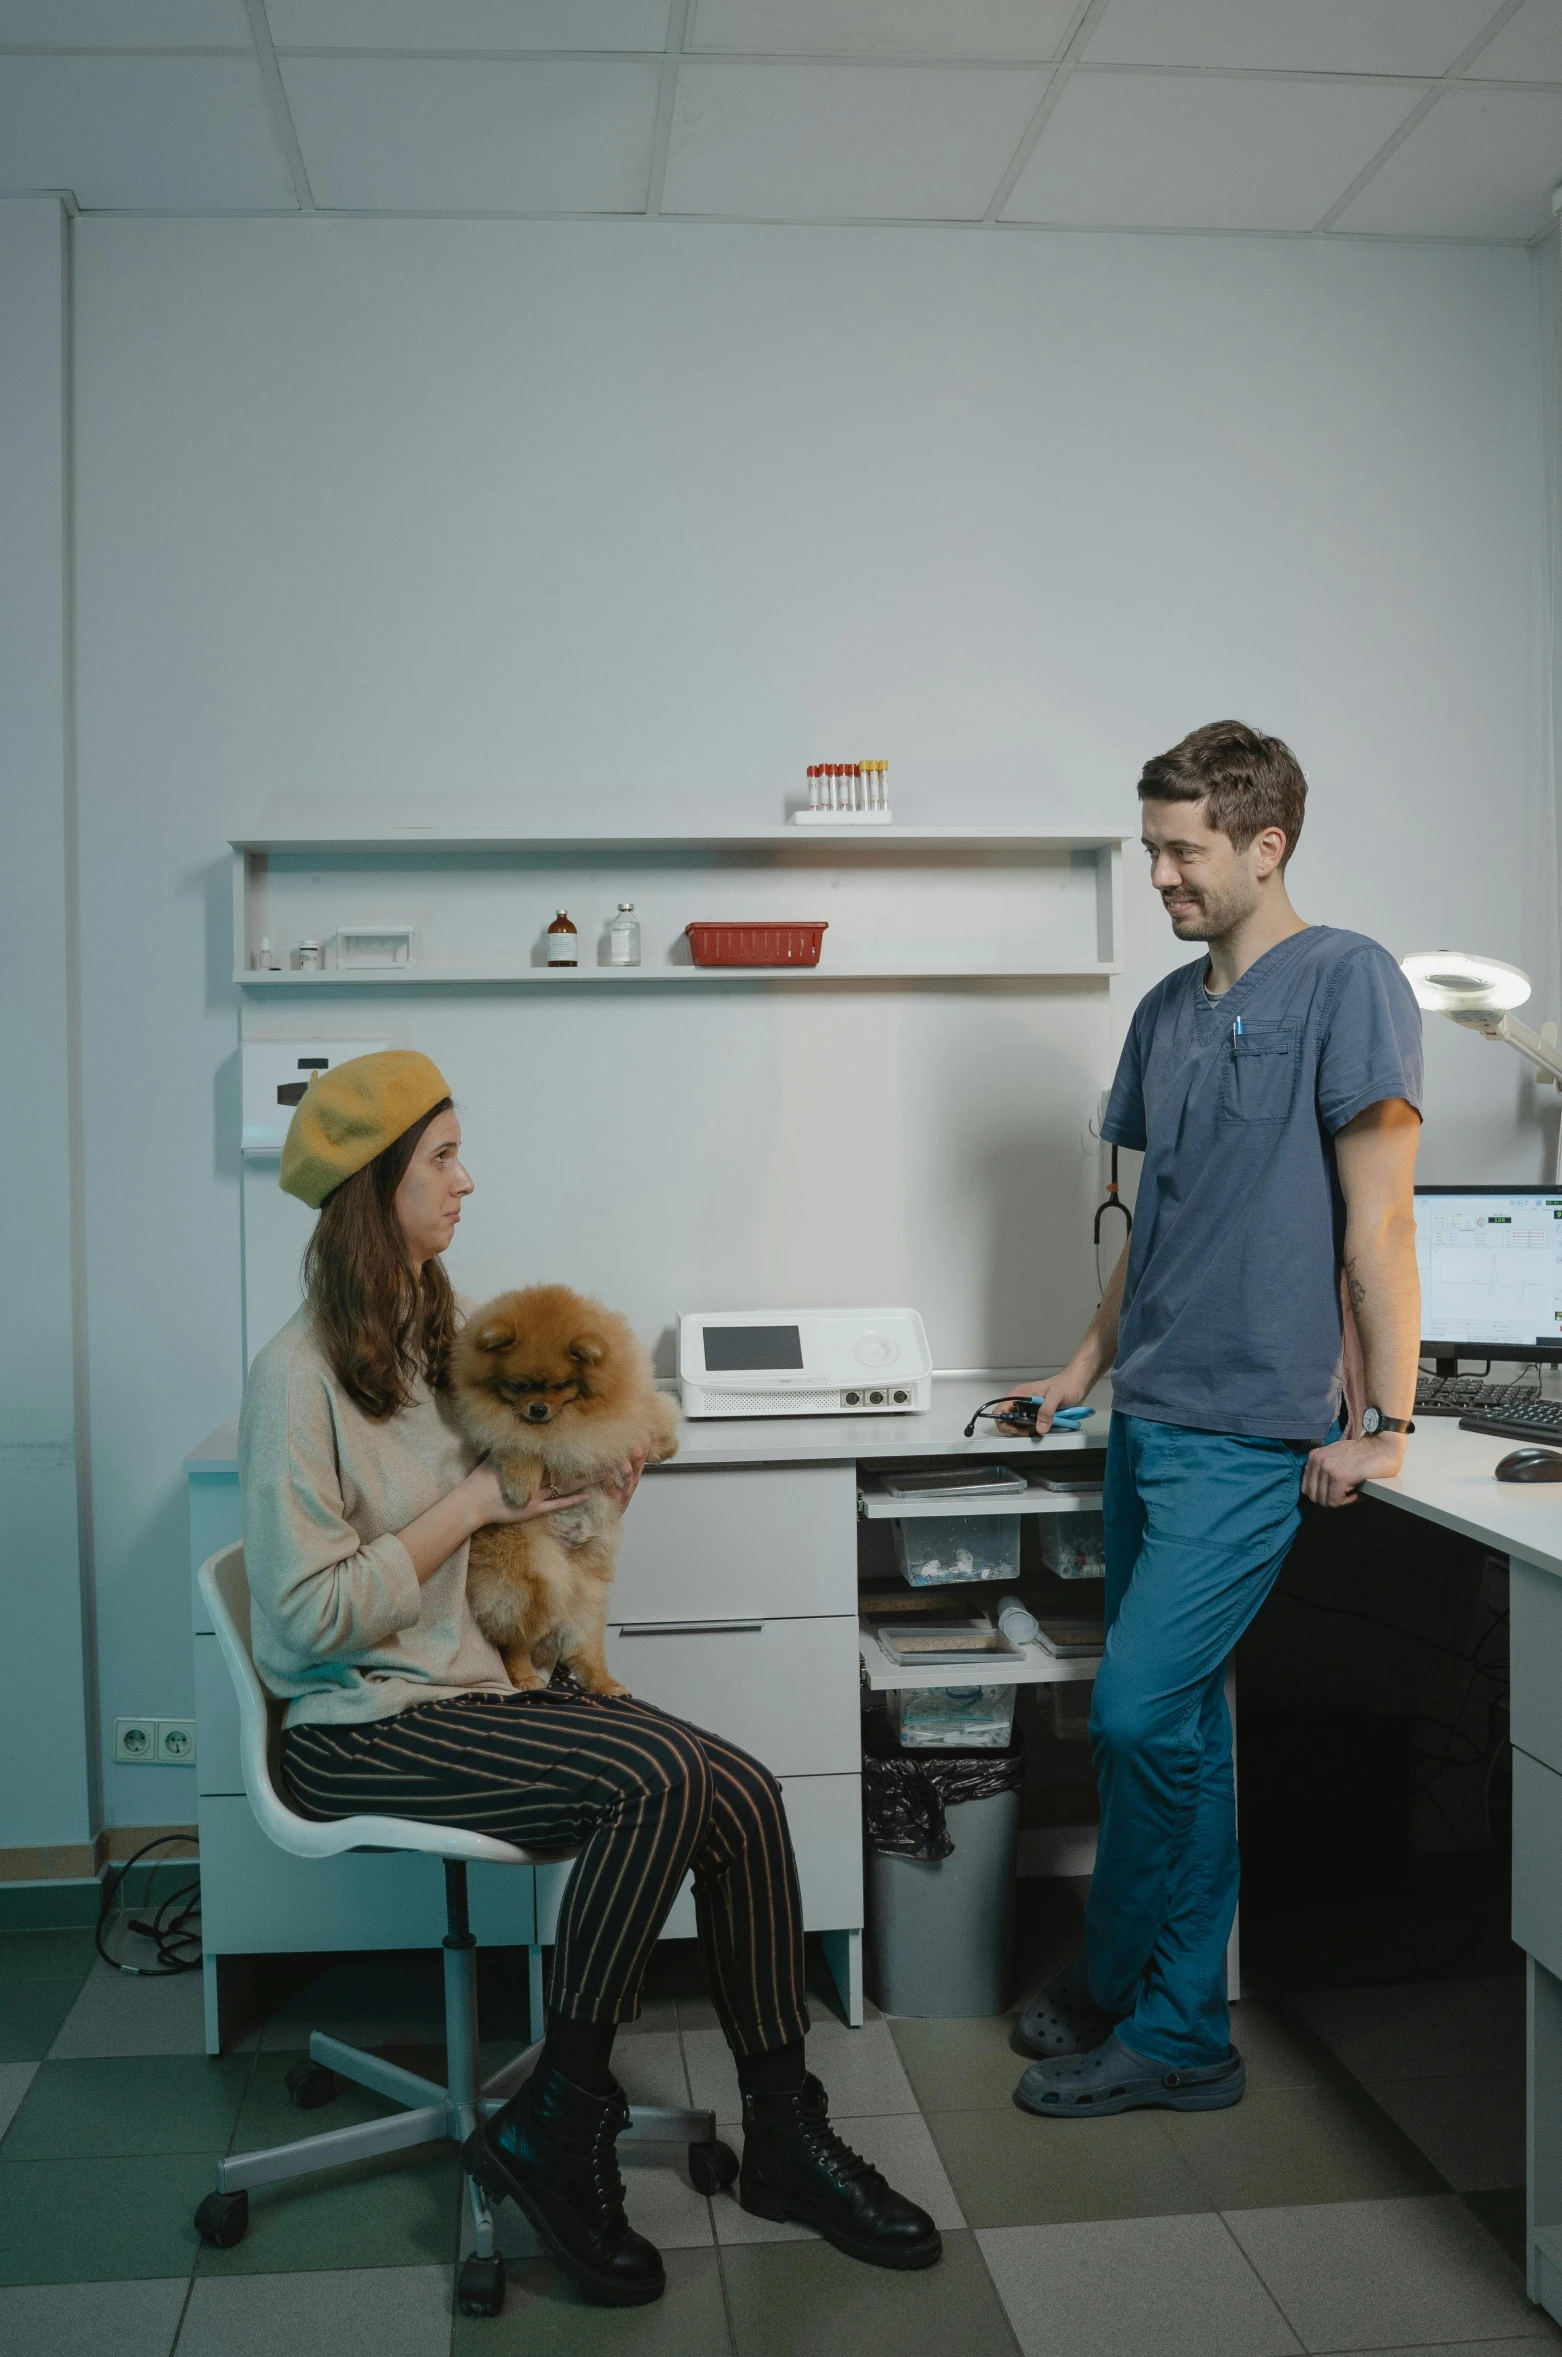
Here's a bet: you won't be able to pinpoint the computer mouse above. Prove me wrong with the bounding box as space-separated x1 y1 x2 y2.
1495 1447 1562 1482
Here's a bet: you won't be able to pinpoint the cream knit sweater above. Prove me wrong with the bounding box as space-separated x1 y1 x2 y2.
239 1304 511 1727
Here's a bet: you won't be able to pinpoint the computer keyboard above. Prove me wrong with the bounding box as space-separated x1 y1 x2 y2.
1457 1398 1562 1444
1414 1374 1546 1418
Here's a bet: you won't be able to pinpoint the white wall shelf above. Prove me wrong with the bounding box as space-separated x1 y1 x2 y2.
231 825 1129 989
236 960 1119 987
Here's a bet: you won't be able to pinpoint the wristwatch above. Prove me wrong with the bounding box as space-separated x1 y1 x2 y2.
1360 1406 1414 1436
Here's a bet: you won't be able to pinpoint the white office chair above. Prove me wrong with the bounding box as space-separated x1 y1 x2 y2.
193 1543 736 2317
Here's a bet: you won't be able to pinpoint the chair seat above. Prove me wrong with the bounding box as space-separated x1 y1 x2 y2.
198 1545 561 1872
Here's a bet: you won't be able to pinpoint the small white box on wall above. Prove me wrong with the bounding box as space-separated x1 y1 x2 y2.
241 1041 388 1158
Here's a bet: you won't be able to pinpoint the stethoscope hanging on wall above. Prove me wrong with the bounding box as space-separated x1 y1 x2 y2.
1093 1142 1132 1296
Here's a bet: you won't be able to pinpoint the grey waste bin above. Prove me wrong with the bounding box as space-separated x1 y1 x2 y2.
864 1741 1023 2018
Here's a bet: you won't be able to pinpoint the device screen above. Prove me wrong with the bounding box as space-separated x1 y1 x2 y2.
1415 1189 1562 1348
702 1325 804 1371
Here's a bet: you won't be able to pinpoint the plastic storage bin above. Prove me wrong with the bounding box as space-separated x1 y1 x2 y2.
685 922 827 967
883 1466 1029 1587
1038 1510 1106 1580
889 1684 1017 1750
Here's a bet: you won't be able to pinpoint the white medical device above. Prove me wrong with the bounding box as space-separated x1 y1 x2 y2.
677 1308 933 1418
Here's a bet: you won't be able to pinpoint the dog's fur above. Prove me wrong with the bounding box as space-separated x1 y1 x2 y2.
448 1284 679 1696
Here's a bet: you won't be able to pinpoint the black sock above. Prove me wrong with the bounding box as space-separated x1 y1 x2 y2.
540 2013 617 2096
736 2039 807 2098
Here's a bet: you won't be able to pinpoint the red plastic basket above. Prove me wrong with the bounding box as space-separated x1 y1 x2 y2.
685 922 828 968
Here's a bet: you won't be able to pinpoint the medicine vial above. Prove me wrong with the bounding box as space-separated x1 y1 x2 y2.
296 939 322 970
609 903 641 967
546 910 578 967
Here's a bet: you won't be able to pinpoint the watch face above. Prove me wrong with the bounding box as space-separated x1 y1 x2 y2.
1362 1408 1381 1435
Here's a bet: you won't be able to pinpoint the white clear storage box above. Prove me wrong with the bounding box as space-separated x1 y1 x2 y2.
881 1466 1027 1587
889 1684 1018 1751
1037 1507 1106 1581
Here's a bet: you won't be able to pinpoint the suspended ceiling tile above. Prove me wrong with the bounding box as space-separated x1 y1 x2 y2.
265 0 672 52
1084 0 1501 78
0 55 296 207
662 59 1048 216
1466 0 1562 82
686 0 1078 61
1331 84 1562 237
0 0 248 41
279 55 662 210
1003 70 1417 230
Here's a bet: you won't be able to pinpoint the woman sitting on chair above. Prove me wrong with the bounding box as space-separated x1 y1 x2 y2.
240 1050 939 2307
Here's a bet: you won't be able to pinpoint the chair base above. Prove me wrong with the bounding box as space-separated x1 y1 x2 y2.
193 1860 733 2313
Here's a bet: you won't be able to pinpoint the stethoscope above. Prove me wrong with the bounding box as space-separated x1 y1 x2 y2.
1094 1141 1133 1263
962 1396 1096 1440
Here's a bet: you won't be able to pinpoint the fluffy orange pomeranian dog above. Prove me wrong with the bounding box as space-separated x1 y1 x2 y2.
448 1284 680 1697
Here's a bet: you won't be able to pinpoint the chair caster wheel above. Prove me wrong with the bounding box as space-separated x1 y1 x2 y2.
284 2060 340 2111
457 2252 507 2317
194 2189 249 2247
688 2138 739 2195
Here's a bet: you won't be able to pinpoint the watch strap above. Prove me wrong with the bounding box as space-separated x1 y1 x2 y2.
1364 1409 1414 1435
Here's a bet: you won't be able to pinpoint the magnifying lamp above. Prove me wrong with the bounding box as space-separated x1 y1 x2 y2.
1401 949 1562 1175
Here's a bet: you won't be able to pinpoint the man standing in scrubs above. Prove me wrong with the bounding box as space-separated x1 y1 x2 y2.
1011 720 1423 2117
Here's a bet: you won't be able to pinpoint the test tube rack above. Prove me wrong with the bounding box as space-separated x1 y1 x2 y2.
792 761 893 825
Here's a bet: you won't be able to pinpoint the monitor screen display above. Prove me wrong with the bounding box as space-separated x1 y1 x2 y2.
702 1324 805 1372
1415 1187 1562 1352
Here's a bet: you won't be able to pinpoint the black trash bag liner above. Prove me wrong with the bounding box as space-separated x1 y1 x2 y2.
861 1681 1024 1862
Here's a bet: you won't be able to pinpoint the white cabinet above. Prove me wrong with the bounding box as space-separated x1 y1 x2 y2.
197 1794 536 1952
605 1615 859 1777
617 1463 856 1621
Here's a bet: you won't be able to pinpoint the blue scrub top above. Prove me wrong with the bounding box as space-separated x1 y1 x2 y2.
1102 925 1423 1443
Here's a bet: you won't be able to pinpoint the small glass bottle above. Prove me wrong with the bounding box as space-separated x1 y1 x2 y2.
609 903 641 968
546 910 578 967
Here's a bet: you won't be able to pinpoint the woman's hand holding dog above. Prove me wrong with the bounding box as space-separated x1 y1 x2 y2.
464 1461 591 1530
397 1462 591 1585
598 1446 647 1514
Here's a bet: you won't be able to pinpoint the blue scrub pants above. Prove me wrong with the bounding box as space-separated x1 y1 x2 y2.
1085 1412 1311 2068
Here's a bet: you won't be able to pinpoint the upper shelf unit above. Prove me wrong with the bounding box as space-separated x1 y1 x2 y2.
232 826 1129 989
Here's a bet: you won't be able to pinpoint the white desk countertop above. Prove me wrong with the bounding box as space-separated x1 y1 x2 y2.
187 1387 1562 1575
1362 1414 1562 1578
184 1377 1112 1478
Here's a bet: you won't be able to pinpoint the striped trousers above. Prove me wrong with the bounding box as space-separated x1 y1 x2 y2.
282 1686 810 2058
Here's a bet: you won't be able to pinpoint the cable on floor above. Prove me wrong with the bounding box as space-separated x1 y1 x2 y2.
95 1831 202 1976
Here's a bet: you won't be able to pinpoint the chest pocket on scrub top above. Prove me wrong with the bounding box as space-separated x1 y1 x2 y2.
1222 1024 1298 1125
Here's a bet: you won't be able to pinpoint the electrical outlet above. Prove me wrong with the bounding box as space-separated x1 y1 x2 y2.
155 1718 197 1767
113 1716 156 1764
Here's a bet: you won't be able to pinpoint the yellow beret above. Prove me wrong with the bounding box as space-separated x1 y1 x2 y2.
279 1049 452 1208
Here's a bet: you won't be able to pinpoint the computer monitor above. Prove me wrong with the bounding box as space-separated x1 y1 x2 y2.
1415 1184 1562 1365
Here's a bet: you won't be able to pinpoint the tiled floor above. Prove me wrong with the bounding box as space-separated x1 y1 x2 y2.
1 1912 1559 2357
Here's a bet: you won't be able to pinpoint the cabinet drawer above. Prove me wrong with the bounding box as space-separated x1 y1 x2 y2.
194 1633 243 1796
537 1771 861 1944
1511 1560 1562 1777
614 1464 856 1622
197 1795 535 1955
604 1614 858 1776
1514 1747 1562 1979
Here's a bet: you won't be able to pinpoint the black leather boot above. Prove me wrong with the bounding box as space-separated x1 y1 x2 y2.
739 2073 942 2270
462 2063 665 2307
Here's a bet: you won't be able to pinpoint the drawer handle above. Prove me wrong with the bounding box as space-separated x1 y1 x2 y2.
616 1620 764 1636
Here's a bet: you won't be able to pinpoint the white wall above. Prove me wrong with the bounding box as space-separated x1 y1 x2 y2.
0 200 94 1853
70 216 1554 1827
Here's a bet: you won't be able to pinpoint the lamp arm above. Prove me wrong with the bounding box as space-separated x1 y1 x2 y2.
1453 1008 1562 1086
